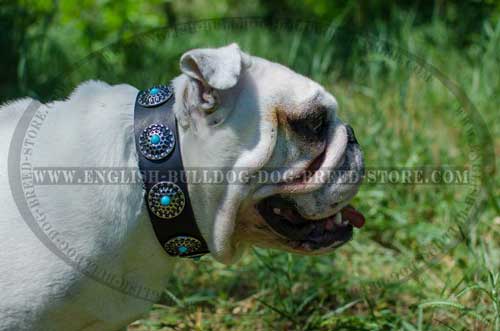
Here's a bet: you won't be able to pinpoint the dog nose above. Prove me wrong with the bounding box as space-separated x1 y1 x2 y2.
345 125 358 144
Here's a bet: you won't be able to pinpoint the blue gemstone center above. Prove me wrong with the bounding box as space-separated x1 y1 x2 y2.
150 87 160 95
160 195 171 206
150 134 161 145
178 246 188 254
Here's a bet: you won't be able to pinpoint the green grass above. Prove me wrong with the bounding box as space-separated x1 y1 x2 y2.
117 17 500 331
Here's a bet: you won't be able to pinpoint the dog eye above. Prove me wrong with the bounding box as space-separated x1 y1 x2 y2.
289 108 329 141
309 113 327 135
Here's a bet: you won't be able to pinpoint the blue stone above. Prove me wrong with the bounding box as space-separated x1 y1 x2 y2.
150 87 160 95
160 195 171 206
150 134 161 145
178 246 188 254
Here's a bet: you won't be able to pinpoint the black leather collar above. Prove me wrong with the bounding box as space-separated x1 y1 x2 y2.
134 84 209 258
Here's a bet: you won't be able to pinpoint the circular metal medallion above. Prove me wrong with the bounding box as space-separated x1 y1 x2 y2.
148 182 185 219
139 123 175 161
164 236 202 257
137 85 173 107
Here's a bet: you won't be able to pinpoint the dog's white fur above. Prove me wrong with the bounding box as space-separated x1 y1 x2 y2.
0 44 363 330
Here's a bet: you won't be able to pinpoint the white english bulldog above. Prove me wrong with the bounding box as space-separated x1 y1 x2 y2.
0 43 364 331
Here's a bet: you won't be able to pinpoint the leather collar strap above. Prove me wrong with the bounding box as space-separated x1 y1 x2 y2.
134 84 209 258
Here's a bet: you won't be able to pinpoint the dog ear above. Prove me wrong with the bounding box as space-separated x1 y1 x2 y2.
179 43 243 113
180 43 242 90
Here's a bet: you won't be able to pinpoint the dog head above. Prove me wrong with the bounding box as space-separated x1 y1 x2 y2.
173 43 364 264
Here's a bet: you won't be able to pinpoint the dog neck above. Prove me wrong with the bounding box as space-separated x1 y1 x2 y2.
133 84 209 259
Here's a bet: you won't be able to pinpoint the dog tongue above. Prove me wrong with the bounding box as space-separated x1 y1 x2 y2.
341 205 365 228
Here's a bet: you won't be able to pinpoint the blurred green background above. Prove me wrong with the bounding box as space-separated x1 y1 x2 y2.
1 1 499 330
2 0 500 101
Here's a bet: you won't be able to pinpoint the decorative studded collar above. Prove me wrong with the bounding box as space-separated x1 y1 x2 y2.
134 85 209 258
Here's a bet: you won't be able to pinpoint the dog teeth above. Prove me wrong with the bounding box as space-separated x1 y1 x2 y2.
300 242 312 251
334 213 342 225
273 208 281 215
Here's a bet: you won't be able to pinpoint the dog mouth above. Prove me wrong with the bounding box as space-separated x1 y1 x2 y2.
256 196 365 252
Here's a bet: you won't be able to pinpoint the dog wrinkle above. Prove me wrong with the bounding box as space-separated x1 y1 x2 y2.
274 104 288 126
